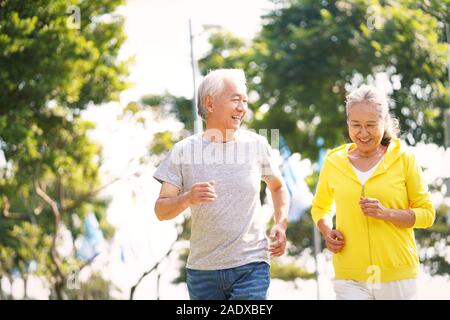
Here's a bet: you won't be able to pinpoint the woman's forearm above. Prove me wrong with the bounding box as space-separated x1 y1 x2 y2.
316 218 333 237
384 208 416 228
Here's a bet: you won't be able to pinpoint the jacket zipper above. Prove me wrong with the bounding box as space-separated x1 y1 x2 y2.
361 184 373 268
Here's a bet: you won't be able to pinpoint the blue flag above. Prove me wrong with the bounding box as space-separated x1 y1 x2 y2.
279 136 313 222
77 212 105 261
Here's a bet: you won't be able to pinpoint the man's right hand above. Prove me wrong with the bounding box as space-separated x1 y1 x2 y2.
324 229 345 253
186 180 217 205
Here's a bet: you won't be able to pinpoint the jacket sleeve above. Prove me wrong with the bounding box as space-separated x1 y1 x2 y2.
311 158 335 226
406 153 435 229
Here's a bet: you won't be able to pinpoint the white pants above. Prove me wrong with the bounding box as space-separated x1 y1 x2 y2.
334 278 418 300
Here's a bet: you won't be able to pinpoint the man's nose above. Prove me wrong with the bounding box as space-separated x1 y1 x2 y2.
236 101 246 111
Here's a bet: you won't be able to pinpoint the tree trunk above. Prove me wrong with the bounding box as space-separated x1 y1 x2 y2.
54 280 65 300
35 181 66 300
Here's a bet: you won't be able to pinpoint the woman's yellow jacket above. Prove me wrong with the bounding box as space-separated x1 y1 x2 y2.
311 139 435 282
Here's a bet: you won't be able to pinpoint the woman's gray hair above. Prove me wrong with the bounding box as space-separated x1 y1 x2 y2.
197 68 247 120
345 85 400 146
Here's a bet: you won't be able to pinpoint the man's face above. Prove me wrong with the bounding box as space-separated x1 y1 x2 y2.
207 78 248 132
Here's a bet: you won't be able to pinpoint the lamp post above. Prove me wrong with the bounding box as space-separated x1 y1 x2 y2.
188 19 222 134
188 19 201 134
445 22 450 148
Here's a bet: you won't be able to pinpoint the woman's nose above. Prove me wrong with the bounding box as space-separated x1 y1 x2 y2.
360 126 369 135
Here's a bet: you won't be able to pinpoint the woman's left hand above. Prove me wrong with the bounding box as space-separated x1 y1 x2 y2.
359 197 391 220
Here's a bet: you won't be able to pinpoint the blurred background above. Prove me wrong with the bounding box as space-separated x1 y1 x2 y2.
0 0 449 300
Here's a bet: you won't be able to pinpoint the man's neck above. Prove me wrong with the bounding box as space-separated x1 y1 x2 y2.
203 126 237 143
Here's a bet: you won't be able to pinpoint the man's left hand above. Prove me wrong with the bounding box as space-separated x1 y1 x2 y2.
268 224 287 257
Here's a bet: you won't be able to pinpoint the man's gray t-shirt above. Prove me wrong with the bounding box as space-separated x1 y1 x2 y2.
153 130 280 270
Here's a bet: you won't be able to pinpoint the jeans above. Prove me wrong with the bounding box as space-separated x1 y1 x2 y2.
186 261 270 300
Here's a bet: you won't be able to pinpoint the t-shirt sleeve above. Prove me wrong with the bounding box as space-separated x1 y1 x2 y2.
260 139 282 180
153 144 183 191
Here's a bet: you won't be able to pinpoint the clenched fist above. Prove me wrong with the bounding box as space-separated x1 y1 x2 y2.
186 180 217 205
324 229 345 253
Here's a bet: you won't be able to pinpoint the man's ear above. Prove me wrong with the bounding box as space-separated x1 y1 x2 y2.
204 95 213 113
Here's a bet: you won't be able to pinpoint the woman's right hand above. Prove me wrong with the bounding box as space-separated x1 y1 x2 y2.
324 229 345 253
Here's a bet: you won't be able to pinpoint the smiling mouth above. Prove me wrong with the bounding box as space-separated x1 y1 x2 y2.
231 116 242 121
358 138 371 144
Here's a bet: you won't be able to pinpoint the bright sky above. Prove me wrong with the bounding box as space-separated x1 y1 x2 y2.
116 0 275 102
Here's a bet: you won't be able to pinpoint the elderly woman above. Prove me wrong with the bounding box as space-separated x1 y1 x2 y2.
311 85 435 300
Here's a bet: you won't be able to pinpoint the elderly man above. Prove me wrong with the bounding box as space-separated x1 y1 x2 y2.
153 68 289 300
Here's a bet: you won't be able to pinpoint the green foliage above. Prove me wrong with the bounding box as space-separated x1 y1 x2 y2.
150 131 178 158
9 222 52 275
121 93 192 159
0 0 129 299
65 272 120 300
415 202 450 276
270 259 315 281
286 213 315 255
0 0 130 114
141 92 195 133
199 0 449 160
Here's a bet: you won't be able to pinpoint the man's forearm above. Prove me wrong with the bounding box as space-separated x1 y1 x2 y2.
271 184 289 229
155 192 190 221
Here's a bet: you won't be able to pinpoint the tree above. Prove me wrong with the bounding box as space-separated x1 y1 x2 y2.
66 271 121 300
199 0 449 160
0 0 129 299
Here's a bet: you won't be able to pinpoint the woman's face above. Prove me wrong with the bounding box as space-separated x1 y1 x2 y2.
347 103 385 154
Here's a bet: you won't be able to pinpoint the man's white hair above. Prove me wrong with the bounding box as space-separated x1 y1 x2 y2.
197 68 247 120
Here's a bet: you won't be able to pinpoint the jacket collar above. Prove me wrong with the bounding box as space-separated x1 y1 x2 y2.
326 139 404 185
